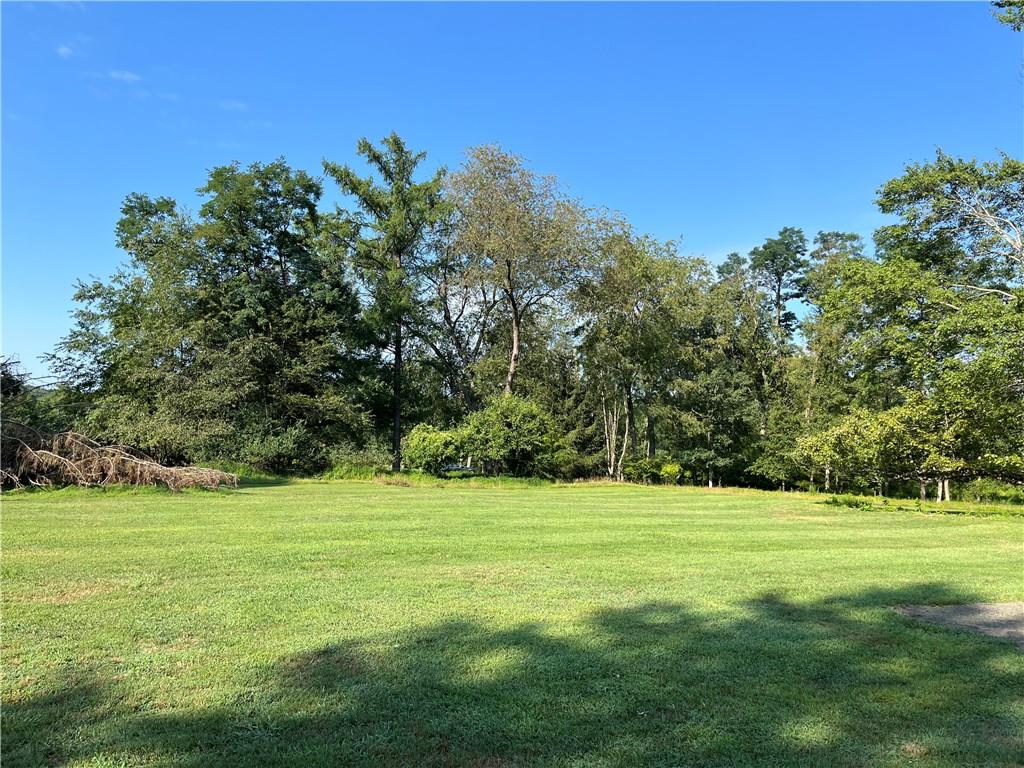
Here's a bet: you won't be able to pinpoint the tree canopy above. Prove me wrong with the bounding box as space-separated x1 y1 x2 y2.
14 136 1019 501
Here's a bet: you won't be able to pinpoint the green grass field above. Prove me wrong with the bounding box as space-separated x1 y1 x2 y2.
3 481 1022 767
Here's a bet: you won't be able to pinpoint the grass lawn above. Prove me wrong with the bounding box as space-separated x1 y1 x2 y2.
3 481 1022 767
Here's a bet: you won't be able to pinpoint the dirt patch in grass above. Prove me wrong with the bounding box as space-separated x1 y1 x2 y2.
438 564 532 585
900 741 930 758
896 602 1024 649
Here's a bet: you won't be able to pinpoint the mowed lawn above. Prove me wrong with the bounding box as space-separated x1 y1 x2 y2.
3 482 1022 768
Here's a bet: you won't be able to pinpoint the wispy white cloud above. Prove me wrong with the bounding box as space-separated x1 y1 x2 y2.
56 44 74 59
218 99 248 112
109 69 142 83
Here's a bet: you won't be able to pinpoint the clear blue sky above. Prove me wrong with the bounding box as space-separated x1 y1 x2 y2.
3 2 1021 376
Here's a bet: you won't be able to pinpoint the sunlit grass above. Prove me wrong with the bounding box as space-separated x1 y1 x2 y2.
3 482 1021 767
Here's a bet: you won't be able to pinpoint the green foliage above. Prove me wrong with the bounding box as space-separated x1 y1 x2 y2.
202 460 283 484
749 226 808 339
461 395 556 477
823 494 874 511
1 358 75 435
323 134 449 471
402 424 464 475
549 442 602 481
48 160 373 473
236 423 315 475
322 440 395 480
956 478 1024 505
620 456 683 485
622 456 662 484
404 396 562 478
992 0 1024 30
659 461 682 485
446 145 590 395
30 139 1021 499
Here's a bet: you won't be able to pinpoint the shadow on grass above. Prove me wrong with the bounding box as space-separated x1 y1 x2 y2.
235 475 293 489
5 584 1022 767
816 494 1023 519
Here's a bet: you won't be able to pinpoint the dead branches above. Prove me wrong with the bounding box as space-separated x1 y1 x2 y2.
1 426 237 492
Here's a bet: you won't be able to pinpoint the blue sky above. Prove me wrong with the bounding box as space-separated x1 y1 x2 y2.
3 2 1021 376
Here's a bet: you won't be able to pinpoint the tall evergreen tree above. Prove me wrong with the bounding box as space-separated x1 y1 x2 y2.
324 135 447 470
749 227 809 342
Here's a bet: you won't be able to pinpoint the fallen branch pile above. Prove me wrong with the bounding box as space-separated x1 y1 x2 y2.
1 427 237 492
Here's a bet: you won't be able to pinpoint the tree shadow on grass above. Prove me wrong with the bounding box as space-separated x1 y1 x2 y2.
5 584 1022 767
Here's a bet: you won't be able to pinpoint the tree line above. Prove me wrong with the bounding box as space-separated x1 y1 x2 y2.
5 136 1021 500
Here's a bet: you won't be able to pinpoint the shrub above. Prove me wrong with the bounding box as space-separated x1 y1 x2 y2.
462 395 555 477
324 439 393 479
403 424 464 475
623 456 664 484
660 461 682 485
823 494 873 510
238 424 313 474
550 443 602 481
955 478 1024 505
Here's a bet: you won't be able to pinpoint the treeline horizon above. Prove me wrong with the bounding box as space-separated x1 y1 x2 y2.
3 135 1022 501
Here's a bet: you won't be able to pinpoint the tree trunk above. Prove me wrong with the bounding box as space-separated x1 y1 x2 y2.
804 355 818 424
504 306 521 395
943 478 950 502
919 479 927 501
824 465 831 492
624 385 637 456
707 466 713 488
391 320 403 472
936 479 944 503
615 399 630 481
602 398 619 479
645 414 656 458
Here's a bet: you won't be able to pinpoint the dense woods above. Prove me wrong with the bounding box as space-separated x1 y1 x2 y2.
4 140 1022 500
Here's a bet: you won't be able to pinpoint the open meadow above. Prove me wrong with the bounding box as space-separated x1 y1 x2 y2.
3 481 1022 767
5 3 1024 767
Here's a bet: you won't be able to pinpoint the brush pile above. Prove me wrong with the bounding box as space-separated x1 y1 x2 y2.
1 426 237 491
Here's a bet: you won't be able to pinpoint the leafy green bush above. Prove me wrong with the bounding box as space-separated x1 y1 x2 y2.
623 456 663 484
238 424 314 474
550 443 602 480
659 461 682 485
403 424 464 475
823 494 874 511
323 440 393 479
462 395 555 477
955 478 1024 505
